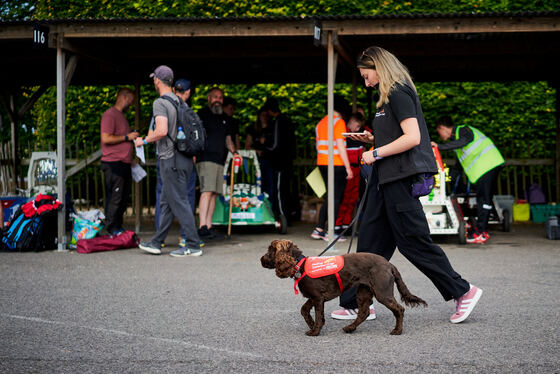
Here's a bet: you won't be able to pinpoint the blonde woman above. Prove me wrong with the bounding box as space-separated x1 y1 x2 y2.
333 46 482 324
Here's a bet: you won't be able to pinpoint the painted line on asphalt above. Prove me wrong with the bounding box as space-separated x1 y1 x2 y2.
1 313 262 359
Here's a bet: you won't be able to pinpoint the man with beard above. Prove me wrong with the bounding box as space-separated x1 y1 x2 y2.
196 87 236 240
100 87 138 235
135 65 202 257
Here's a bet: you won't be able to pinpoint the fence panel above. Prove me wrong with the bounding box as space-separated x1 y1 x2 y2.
1 140 557 226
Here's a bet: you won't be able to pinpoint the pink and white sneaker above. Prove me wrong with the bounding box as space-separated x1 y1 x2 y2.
450 284 483 323
331 305 376 320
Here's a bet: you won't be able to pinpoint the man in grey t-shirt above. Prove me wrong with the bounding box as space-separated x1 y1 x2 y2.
134 65 202 257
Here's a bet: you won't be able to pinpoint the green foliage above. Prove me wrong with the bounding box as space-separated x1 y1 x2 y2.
27 81 556 162
0 0 36 20
26 0 560 20
419 81 557 159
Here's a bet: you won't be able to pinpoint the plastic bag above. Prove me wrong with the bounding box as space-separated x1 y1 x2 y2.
71 215 103 245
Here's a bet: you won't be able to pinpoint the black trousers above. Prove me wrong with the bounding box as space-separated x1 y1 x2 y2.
340 166 470 309
317 165 347 230
100 161 131 234
271 163 294 221
474 166 501 232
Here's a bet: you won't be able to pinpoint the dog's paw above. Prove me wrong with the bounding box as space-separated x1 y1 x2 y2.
305 330 320 336
343 325 356 333
390 329 402 335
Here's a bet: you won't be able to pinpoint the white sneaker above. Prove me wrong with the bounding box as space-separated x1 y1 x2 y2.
331 305 376 320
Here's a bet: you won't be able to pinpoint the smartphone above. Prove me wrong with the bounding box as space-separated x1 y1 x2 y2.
341 132 367 137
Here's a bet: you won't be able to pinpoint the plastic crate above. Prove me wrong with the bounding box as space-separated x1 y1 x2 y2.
530 204 560 223
513 203 530 222
545 216 560 240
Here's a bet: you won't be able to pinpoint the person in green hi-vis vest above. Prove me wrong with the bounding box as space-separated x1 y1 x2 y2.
433 116 505 244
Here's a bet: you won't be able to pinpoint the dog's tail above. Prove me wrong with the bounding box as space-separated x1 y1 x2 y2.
391 264 428 308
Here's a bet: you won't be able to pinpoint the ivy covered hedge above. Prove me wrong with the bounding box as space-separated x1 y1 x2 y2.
23 0 560 19
0 0 558 162
23 81 557 162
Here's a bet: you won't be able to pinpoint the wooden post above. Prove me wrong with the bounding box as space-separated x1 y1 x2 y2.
134 82 141 233
327 30 335 244
556 83 560 203
56 35 67 251
352 70 357 113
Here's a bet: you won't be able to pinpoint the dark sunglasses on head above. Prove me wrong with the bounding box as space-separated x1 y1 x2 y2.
360 52 376 68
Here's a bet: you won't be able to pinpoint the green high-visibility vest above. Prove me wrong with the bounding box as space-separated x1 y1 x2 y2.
455 125 504 183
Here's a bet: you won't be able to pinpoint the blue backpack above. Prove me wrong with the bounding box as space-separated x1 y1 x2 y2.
1 195 61 251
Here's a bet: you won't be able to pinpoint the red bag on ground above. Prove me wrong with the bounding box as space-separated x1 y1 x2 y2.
76 230 139 254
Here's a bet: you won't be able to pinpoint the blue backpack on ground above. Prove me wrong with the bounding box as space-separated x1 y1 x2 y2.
1 195 61 251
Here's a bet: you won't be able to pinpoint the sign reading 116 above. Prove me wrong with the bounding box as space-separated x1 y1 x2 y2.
33 24 49 48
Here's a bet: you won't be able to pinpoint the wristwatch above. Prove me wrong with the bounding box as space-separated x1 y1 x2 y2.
143 138 148 145
373 149 379 158
124 134 129 142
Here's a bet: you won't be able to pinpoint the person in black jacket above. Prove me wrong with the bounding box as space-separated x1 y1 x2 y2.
261 98 297 223
333 46 482 325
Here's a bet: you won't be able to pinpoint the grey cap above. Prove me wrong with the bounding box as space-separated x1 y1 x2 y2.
149 65 174 83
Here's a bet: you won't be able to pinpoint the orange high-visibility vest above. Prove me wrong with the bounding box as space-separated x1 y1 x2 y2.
315 115 346 166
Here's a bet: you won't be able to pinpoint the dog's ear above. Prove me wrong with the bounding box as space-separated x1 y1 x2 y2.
286 241 302 259
274 240 296 278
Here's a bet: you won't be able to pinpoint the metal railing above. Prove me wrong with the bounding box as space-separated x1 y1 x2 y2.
1 141 558 223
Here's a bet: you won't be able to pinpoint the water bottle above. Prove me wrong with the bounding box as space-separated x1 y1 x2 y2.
176 126 187 152
177 126 186 140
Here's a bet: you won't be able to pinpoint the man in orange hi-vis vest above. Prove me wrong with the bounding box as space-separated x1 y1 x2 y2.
311 96 354 241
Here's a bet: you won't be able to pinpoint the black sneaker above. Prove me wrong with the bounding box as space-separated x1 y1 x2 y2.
139 240 162 255
208 227 225 240
198 226 215 239
335 227 345 236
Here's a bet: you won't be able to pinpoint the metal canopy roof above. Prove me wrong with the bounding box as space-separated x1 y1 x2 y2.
1 11 559 87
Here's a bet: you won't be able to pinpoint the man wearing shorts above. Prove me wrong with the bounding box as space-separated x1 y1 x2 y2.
196 87 236 240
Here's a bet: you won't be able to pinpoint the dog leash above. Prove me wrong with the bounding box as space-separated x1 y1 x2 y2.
317 164 374 257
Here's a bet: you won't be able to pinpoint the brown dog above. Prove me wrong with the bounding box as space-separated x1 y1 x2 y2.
260 239 427 336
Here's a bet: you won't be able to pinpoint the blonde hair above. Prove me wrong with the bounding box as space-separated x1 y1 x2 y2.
357 46 416 108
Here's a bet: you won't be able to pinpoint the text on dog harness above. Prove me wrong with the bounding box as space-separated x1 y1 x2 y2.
293 256 344 295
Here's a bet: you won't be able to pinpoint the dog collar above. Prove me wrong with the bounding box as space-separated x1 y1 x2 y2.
293 256 307 295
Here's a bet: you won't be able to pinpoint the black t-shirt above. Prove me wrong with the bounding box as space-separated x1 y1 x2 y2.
373 83 437 184
246 126 266 152
265 113 296 168
197 106 232 164
229 116 240 140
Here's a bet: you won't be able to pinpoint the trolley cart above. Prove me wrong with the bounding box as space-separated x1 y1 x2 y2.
453 192 512 233
211 150 287 234
420 146 467 244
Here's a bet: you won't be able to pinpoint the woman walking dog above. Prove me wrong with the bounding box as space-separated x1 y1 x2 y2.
333 46 482 324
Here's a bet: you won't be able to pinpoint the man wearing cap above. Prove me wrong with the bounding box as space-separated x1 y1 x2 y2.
100 87 138 236
135 65 202 257
174 78 200 247
153 78 200 248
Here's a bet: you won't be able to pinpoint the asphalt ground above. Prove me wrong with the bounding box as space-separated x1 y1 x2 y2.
0 222 558 373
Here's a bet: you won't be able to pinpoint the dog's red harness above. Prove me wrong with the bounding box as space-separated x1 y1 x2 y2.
293 256 344 295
